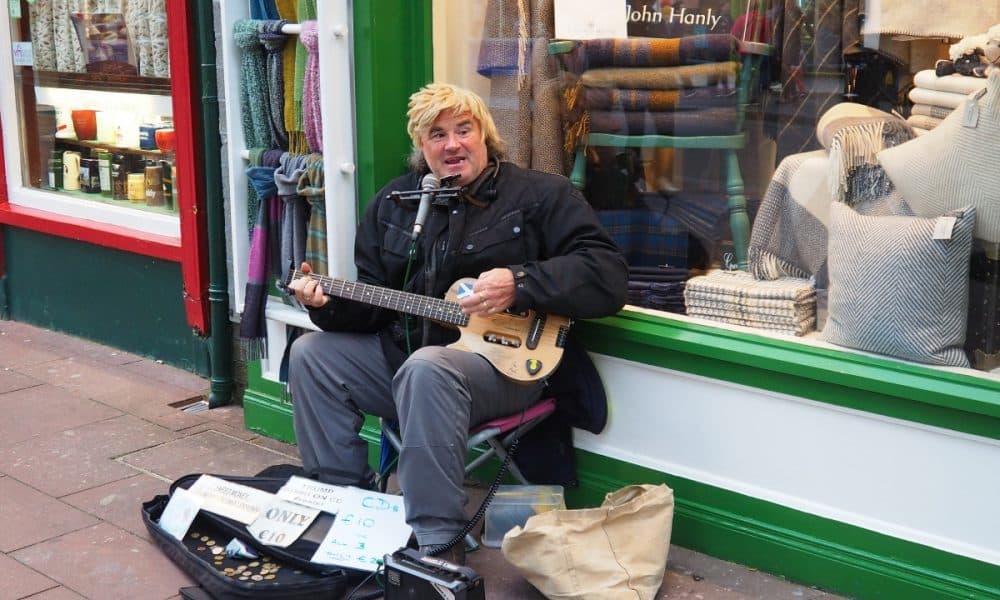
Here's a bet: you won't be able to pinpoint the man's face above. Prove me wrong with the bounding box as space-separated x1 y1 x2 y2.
419 110 488 187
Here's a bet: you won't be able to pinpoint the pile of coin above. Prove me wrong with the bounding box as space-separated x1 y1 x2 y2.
190 531 284 582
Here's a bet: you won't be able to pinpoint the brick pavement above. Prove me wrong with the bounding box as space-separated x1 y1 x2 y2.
0 320 846 599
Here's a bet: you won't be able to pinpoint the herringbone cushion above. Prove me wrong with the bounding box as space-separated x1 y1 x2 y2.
824 203 976 367
878 69 1000 243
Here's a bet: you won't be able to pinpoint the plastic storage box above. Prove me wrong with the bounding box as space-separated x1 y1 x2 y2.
482 484 565 548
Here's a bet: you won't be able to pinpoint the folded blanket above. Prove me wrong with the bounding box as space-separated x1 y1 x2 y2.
684 290 815 312
583 86 737 111
748 149 913 288
814 103 914 204
598 209 689 267
567 35 735 71
683 269 817 335
908 87 970 110
910 103 954 119
913 69 990 95
906 114 944 130
685 269 816 302
684 310 817 336
589 107 738 136
580 62 738 90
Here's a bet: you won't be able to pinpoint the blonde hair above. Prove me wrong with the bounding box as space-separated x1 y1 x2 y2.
406 83 506 171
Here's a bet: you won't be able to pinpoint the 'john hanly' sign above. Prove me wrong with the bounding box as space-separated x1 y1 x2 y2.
628 1 733 37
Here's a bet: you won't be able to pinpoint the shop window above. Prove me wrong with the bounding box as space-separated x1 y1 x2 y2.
434 0 1000 379
4 0 178 233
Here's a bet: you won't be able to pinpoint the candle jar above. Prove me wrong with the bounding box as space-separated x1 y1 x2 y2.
127 172 145 203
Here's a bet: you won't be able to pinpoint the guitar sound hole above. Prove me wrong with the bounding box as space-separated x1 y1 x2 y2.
483 332 522 348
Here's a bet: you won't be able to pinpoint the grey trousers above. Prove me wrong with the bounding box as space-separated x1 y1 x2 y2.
289 331 544 546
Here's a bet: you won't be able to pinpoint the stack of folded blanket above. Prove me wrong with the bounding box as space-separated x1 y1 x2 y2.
627 266 688 313
907 69 988 134
683 269 817 336
558 35 740 151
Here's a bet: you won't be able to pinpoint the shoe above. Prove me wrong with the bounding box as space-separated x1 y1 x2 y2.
418 543 466 566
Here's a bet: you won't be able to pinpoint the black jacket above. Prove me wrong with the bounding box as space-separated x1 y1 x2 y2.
307 162 627 450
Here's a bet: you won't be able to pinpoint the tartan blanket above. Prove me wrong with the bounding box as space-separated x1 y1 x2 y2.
589 107 738 136
584 86 736 111
580 62 738 90
563 35 735 72
598 209 689 268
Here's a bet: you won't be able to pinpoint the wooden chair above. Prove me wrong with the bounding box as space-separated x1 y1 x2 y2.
548 37 770 269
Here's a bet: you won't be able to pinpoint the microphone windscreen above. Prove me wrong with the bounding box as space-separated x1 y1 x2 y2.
421 173 440 191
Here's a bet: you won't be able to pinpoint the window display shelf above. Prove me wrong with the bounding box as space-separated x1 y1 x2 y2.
32 69 171 96
57 137 173 160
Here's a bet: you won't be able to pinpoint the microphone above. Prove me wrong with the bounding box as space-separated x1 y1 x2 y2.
411 173 440 240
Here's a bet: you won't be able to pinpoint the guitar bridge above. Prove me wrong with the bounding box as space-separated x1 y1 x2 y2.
483 332 522 348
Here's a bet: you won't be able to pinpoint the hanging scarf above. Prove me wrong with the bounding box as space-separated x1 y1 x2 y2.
250 0 279 20
245 147 266 238
300 21 323 152
239 151 284 358
276 0 299 146
292 0 318 153
234 19 273 149
298 153 327 274
275 153 311 280
259 20 290 150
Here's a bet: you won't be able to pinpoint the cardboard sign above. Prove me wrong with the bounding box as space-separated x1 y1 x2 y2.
276 475 351 514
188 475 273 524
247 498 321 548
159 487 203 541
312 488 412 572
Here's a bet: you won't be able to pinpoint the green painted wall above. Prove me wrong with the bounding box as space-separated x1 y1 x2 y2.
2 227 210 375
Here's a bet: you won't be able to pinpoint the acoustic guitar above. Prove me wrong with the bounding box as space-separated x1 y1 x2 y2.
284 268 571 382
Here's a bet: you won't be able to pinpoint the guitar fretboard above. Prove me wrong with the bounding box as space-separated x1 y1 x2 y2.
292 270 470 326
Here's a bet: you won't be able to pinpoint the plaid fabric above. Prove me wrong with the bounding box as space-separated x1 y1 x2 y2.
598 209 689 268
584 86 736 112
298 153 327 274
580 62 738 90
565 35 735 72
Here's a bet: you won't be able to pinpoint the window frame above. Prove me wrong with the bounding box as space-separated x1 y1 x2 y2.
0 0 207 332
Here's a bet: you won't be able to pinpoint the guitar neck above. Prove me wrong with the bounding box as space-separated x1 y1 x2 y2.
290 270 468 326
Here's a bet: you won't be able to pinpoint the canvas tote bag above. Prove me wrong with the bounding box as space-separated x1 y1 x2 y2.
501 484 674 600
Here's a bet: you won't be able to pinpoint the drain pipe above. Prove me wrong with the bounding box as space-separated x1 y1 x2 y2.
194 2 234 408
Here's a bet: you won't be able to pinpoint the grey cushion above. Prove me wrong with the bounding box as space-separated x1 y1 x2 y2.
877 70 1000 243
823 203 976 367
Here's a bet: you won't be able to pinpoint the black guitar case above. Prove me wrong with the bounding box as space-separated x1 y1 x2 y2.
142 472 361 599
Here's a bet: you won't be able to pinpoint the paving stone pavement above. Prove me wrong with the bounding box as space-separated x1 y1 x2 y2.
0 320 849 599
